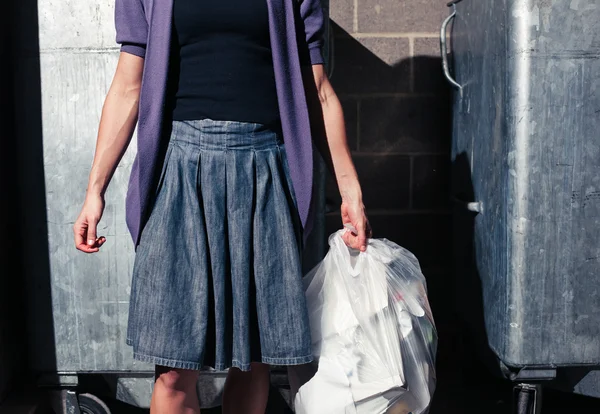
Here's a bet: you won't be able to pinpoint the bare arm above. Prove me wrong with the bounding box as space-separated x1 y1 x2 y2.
88 53 144 196
309 64 371 251
73 52 144 253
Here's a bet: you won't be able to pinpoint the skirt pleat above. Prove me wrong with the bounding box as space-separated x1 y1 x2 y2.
127 119 313 371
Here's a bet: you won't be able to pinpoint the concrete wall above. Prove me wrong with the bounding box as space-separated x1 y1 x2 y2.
325 0 454 325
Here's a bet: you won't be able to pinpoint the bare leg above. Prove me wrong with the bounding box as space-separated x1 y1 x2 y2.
222 362 270 414
151 365 200 414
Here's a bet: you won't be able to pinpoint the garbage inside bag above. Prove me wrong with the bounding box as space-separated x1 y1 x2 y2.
292 230 437 414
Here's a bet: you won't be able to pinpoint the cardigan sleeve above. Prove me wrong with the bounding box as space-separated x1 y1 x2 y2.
300 0 325 65
115 0 148 58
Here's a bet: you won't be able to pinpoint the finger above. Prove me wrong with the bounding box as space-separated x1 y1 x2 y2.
342 230 352 245
342 231 363 251
342 230 359 249
344 223 358 235
355 222 367 252
74 220 94 252
74 223 85 249
87 217 98 247
76 241 99 253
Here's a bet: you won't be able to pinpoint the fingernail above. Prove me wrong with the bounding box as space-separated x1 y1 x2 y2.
87 240 95 246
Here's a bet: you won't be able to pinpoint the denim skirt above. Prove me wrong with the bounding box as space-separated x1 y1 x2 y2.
126 119 313 371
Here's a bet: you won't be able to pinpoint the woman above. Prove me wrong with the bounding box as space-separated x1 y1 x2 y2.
73 0 370 412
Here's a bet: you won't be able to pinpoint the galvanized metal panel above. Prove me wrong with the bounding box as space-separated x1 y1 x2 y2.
451 0 600 369
38 50 145 372
503 0 600 366
37 0 117 51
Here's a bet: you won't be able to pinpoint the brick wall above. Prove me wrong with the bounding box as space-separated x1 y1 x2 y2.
325 0 454 323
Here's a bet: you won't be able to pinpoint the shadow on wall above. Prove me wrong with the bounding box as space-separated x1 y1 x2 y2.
1 0 57 401
323 23 452 271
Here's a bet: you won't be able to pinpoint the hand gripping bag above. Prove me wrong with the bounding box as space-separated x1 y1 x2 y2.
292 230 437 414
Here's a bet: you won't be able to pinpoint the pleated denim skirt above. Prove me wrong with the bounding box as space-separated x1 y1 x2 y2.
126 119 313 371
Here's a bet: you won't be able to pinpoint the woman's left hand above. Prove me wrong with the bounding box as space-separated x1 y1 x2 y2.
340 194 372 252
309 65 372 250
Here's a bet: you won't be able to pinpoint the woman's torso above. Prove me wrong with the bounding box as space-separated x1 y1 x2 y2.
168 0 280 126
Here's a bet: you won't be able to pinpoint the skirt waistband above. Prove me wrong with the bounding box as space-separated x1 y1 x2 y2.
171 119 283 151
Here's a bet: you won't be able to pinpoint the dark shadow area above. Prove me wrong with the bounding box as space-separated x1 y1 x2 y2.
327 25 452 155
444 151 513 414
0 0 28 403
323 22 452 269
323 22 452 267
451 152 509 379
0 0 56 406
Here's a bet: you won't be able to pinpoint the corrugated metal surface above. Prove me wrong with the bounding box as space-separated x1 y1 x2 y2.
451 0 600 369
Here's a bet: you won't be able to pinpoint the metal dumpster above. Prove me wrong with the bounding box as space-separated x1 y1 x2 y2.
12 0 330 411
441 0 600 412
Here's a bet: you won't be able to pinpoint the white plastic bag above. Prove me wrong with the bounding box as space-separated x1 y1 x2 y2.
292 230 437 414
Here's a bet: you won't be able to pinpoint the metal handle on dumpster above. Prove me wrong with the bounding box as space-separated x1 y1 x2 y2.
452 196 482 214
440 3 462 90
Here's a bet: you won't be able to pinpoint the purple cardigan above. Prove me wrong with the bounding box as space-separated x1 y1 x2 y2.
115 0 325 246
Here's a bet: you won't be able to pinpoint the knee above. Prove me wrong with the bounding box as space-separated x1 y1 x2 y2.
155 367 198 395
